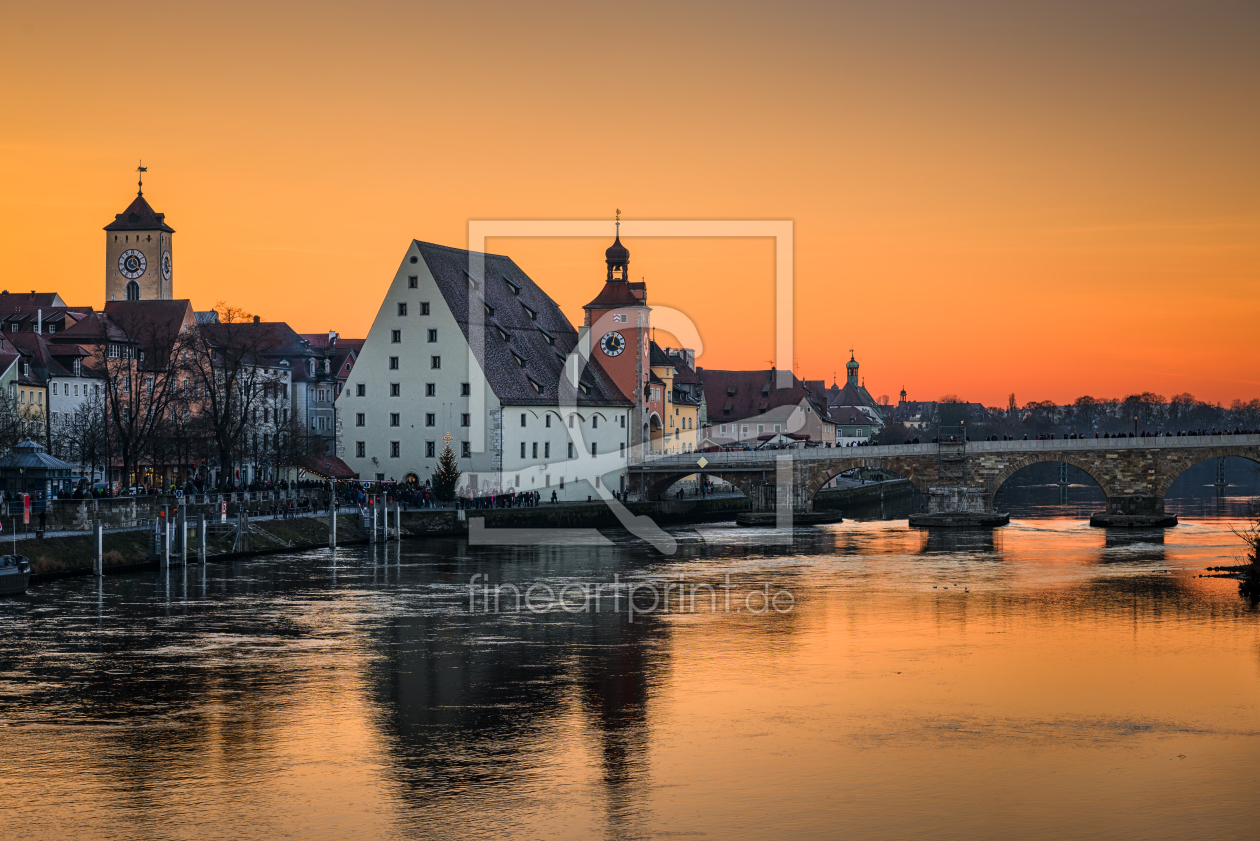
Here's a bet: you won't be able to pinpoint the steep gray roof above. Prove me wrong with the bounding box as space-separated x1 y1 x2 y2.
415 241 632 408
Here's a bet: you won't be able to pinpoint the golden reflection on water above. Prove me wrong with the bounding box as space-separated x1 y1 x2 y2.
0 517 1257 841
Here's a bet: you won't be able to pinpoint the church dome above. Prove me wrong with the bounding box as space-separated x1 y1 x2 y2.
606 232 629 267
846 351 859 370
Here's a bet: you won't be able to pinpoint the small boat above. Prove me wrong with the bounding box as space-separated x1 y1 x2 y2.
0 555 31 596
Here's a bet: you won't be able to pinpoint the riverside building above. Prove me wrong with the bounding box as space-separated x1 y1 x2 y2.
338 239 633 498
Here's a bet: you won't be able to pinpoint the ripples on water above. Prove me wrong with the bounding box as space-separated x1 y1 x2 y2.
1 488 1258 840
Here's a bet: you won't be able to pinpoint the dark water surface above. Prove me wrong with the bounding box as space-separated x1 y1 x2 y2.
2 490 1259 840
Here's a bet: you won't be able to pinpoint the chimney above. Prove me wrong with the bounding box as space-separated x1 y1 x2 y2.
253 315 260 324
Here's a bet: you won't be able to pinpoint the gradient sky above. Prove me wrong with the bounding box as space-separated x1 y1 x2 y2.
2 1 1257 406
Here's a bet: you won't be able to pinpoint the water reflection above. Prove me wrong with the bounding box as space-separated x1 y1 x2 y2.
2 513 1259 840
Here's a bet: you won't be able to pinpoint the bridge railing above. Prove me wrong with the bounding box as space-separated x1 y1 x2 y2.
630 433 1260 470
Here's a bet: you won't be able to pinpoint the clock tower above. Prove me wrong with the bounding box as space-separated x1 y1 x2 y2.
104 165 174 302
584 216 651 451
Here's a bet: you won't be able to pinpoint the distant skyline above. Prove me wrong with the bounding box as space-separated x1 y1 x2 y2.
2 0 1257 406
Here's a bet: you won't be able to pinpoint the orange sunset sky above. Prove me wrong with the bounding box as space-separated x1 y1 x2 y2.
2 1 1257 407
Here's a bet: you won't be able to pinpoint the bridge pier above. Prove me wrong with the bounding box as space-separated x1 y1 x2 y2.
908 486 1009 528
1089 495 1177 528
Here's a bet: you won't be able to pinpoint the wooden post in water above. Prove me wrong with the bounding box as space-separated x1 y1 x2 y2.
177 505 187 566
198 512 207 563
394 503 401 541
369 499 377 545
160 512 170 569
93 518 103 576
329 501 337 550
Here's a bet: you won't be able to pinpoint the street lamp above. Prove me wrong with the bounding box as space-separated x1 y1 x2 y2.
1133 415 1138 436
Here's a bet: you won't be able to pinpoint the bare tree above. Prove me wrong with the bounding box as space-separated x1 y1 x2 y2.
101 316 188 488
182 303 286 489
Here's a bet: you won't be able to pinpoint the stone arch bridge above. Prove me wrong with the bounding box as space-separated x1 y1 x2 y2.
630 434 1260 524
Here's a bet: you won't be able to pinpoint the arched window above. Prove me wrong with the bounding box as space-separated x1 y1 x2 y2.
125 281 140 300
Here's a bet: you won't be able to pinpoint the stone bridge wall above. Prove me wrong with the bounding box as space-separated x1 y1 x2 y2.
635 437 1260 514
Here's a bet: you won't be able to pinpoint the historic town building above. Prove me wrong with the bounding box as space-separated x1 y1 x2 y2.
104 169 175 302
338 239 633 498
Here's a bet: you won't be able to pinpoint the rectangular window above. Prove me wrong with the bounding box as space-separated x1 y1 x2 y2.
425 413 435 427
389 356 399 370
460 382 470 396
426 441 435 458
520 442 526 458
427 329 437 343
390 383 400 397
408 276 418 289
390 441 400 458
461 441 471 458
398 302 408 316
356 441 366 458
567 443 574 459
757 424 765 433
425 383 436 397
621 415 625 428
356 413 365 427
356 383 366 397
545 415 551 428
420 302 430 315
430 356 440 369
774 424 781 433
720 424 727 434
390 413 400 427
741 425 749 434
619 442 625 455
520 413 527 427
52 383 58 395
391 329 401 343
591 442 598 456
532 442 538 459
544 442 550 458
461 413 470 427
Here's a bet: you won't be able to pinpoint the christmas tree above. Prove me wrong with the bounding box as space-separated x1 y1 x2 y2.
432 434 462 502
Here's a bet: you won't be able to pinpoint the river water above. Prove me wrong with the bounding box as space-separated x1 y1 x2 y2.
2 481 1258 840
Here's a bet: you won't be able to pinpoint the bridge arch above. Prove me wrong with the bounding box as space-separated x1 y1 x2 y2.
987 452 1115 498
804 457 932 503
1154 447 1260 498
642 470 758 502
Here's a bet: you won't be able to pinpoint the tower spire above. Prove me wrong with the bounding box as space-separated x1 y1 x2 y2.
136 160 147 197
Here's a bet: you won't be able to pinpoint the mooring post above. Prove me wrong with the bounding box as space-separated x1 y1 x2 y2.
329 500 337 550
370 500 377 545
198 512 207 563
93 517 103 576
160 515 170 570
177 505 187 566
394 503 401 541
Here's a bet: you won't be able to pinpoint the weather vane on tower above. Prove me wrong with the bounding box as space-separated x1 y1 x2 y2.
136 160 147 197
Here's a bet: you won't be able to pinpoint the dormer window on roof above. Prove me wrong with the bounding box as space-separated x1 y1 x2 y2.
462 269 480 289
504 277 521 296
484 302 495 318
528 377 543 394
579 382 590 395
511 351 527 368
538 327 555 346
521 303 537 320
496 326 511 342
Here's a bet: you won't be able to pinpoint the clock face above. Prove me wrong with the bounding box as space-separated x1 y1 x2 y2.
600 331 626 357
118 249 147 279
161 251 172 281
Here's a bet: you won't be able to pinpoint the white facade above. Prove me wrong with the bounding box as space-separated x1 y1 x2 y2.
337 242 631 497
